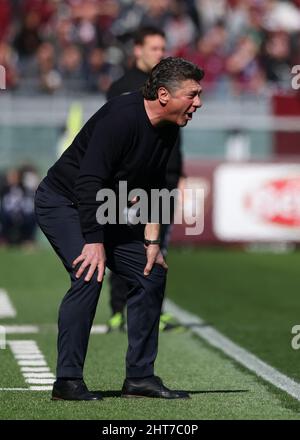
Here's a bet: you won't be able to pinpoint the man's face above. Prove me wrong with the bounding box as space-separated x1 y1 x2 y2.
161 79 202 127
135 35 166 72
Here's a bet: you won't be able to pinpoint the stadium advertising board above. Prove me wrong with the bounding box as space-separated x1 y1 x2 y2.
214 164 300 242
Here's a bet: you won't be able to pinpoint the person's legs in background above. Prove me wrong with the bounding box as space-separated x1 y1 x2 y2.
106 271 127 332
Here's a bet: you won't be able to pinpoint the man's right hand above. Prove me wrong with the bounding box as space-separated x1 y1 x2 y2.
72 243 106 282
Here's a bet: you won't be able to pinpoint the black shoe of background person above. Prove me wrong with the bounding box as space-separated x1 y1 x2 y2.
121 375 190 399
51 379 103 401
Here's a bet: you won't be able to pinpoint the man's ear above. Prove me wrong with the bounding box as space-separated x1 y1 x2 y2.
157 87 170 105
133 44 142 59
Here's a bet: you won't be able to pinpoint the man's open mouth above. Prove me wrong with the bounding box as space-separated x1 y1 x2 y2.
185 112 193 120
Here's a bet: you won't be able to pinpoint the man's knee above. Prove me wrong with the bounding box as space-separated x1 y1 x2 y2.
70 267 101 287
60 271 101 318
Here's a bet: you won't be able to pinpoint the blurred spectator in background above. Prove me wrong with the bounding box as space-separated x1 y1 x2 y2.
58 44 85 92
55 17 76 50
0 165 39 247
84 46 122 93
21 0 57 28
107 25 166 98
291 30 300 65
261 31 293 89
0 0 12 42
164 0 197 54
0 0 300 96
264 0 300 33
226 34 266 95
178 21 227 94
19 41 61 93
139 0 171 29
14 11 43 61
0 168 23 246
0 41 19 90
36 42 62 93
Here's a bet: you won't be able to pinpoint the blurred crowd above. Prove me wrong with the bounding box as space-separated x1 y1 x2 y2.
0 165 39 247
0 0 300 96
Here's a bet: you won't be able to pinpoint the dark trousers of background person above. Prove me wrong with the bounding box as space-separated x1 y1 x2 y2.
0 211 37 245
34 180 167 379
109 177 179 317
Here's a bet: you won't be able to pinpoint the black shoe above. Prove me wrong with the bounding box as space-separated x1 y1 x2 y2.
51 379 103 401
121 375 190 399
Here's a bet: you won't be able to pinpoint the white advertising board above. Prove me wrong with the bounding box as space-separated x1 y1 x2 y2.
213 164 300 241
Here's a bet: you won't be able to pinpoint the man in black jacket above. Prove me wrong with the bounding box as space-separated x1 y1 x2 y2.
107 27 166 101
35 57 203 401
107 27 186 332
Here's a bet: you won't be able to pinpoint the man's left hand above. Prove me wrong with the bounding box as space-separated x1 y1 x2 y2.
143 244 168 276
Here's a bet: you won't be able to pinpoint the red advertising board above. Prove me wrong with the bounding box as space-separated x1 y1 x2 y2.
170 160 300 245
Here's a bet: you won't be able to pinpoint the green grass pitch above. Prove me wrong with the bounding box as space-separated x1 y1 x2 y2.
1 246 300 419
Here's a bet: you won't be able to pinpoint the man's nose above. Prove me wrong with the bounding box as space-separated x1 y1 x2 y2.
193 95 202 108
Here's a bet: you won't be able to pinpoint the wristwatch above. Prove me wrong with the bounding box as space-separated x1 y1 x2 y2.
144 239 161 246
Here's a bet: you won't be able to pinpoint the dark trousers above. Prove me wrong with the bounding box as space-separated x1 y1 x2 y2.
0 211 37 244
34 180 166 379
109 222 172 315
109 179 177 316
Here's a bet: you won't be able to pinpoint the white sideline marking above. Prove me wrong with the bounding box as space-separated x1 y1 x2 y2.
23 373 55 378
29 386 53 391
0 387 53 391
91 325 108 334
0 388 30 391
18 360 47 366
0 289 16 318
1 324 107 334
2 325 39 334
21 367 51 372
15 352 44 360
15 355 45 360
165 299 300 402
7 340 55 391
0 292 55 392
25 378 55 384
17 348 40 356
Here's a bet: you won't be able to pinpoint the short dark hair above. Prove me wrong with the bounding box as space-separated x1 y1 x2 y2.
142 57 204 100
134 26 165 46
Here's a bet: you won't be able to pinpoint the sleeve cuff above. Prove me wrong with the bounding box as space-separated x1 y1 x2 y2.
84 229 104 243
